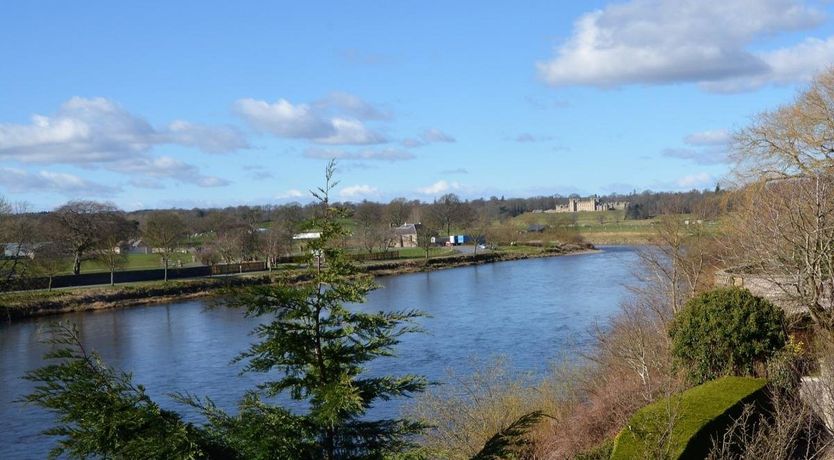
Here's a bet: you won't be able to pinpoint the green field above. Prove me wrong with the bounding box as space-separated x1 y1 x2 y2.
396 247 457 259
61 252 198 275
509 210 721 244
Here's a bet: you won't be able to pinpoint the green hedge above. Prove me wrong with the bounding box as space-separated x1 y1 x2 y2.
610 377 768 460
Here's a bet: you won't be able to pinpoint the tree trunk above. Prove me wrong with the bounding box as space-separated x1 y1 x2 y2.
72 251 81 275
48 276 53 291
164 258 168 282
110 269 115 286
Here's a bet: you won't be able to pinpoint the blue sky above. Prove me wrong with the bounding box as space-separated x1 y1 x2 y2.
2 0 834 210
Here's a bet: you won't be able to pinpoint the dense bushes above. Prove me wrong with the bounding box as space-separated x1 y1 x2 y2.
669 287 786 384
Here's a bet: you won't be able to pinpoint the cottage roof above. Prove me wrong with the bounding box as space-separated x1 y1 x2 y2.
393 224 417 236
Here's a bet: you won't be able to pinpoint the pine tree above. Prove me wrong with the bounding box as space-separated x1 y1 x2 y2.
23 160 428 459
226 159 428 458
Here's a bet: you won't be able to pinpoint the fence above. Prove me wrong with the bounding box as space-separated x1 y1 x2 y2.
13 251 404 291
210 261 267 275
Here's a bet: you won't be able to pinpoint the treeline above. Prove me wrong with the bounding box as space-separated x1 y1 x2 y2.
0 187 727 292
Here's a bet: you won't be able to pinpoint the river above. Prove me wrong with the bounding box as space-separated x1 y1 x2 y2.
0 246 640 458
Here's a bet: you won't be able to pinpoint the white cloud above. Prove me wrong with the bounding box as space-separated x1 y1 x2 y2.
537 0 829 91
128 178 165 189
165 120 249 154
314 118 386 145
663 129 732 164
417 180 461 195
339 184 379 199
314 91 391 120
402 128 457 148
676 172 713 188
0 167 118 196
234 96 387 145
702 36 834 92
683 129 731 146
275 189 305 199
421 128 455 143
0 97 247 164
110 156 230 188
304 147 414 161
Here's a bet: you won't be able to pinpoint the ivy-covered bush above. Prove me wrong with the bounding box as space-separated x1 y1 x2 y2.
669 287 786 384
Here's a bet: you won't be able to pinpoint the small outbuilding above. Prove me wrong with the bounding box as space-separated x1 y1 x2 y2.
392 223 418 248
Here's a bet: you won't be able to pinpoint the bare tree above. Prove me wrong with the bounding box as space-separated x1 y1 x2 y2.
48 201 120 275
143 212 186 282
31 242 70 291
93 213 136 286
258 226 287 270
732 69 834 181
385 197 412 227
432 193 465 237
635 216 718 318
724 178 834 332
0 199 36 290
353 200 390 254
729 69 834 335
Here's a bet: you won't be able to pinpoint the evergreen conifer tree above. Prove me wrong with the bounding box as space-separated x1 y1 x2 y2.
23 160 428 459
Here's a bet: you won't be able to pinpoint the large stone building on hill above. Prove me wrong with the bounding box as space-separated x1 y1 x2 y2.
547 196 629 213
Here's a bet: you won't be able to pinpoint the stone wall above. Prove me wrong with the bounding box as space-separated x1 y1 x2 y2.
714 269 804 314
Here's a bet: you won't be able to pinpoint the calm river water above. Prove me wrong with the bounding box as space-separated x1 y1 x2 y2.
0 246 639 458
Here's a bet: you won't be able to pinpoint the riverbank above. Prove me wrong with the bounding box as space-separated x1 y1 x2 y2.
0 243 595 322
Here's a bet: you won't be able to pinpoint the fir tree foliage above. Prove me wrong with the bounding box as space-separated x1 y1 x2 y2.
228 159 428 458
21 322 220 459
23 160 428 460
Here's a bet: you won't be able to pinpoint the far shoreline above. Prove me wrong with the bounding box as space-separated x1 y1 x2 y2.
1 243 600 323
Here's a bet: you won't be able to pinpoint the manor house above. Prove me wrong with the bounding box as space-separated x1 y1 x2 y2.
547 196 629 213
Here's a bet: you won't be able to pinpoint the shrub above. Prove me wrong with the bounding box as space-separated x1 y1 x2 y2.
610 376 768 460
669 287 786 384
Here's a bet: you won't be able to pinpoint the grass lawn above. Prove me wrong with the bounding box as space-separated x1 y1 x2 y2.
66 253 198 274
611 376 768 459
509 211 725 244
397 247 456 259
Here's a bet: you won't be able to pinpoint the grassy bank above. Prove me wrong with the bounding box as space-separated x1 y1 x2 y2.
0 242 594 322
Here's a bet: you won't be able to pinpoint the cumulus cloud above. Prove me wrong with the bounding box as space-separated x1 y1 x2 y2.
234 95 387 145
683 129 731 146
0 167 118 196
417 180 461 195
110 156 230 188
339 184 379 199
275 189 305 200
128 178 166 189
165 120 249 153
702 36 834 92
0 97 247 164
663 128 732 164
537 0 831 91
304 147 414 161
676 172 713 188
401 128 456 147
314 91 391 120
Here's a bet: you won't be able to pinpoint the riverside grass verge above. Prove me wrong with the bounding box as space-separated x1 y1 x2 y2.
0 242 595 322
610 376 768 460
